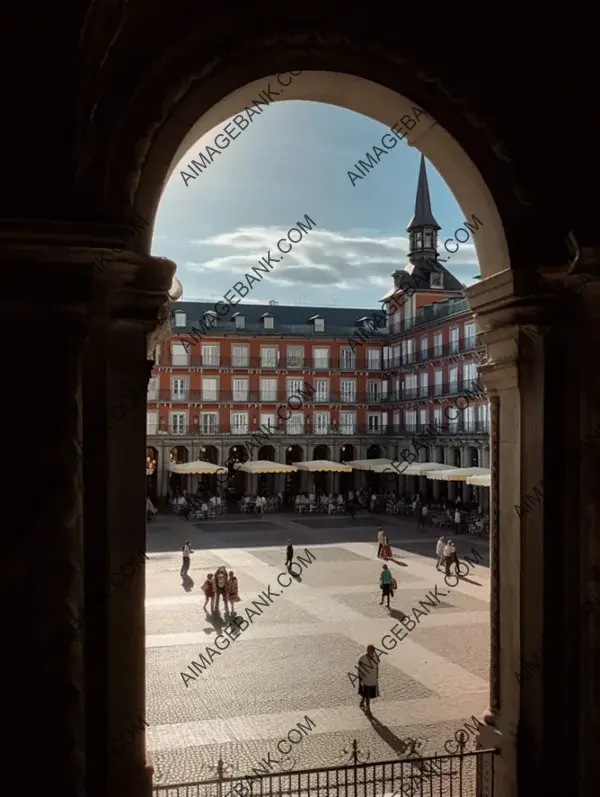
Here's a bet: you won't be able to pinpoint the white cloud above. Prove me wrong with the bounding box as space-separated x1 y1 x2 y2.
186 226 479 290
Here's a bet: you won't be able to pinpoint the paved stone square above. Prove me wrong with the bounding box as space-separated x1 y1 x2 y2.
145 513 490 792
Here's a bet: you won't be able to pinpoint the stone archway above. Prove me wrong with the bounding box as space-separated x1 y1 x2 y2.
227 445 248 498
168 445 189 495
285 444 303 495
196 445 220 497
134 72 510 284
258 445 277 494
340 443 357 493
312 444 332 494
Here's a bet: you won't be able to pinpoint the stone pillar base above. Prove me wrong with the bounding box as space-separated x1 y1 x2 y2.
476 722 516 797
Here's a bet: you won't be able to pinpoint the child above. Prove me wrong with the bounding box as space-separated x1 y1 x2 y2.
227 570 239 613
202 573 215 613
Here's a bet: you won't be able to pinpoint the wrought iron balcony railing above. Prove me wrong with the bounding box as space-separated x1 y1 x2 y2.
149 380 486 405
147 421 490 437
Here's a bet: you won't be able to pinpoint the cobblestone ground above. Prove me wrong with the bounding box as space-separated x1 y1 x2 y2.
146 512 490 796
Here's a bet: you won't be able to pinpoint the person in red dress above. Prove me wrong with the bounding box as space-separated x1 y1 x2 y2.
381 535 392 561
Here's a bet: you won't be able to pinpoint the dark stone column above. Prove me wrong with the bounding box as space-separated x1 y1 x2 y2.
465 268 575 797
81 252 175 797
1 245 90 797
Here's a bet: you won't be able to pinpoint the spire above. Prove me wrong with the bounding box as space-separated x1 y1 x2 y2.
406 155 440 231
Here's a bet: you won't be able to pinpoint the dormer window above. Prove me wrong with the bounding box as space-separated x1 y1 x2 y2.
260 313 274 329
310 315 325 332
202 310 218 330
234 314 245 330
430 272 444 289
173 311 186 327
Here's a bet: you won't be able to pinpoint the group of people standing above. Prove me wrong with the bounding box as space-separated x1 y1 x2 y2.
201 567 240 614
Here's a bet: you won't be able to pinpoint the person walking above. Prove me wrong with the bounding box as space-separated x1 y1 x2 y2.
417 504 428 530
357 644 380 714
377 526 385 558
181 540 192 577
381 535 392 561
379 563 393 609
436 536 446 570
454 507 462 534
444 539 460 577
285 540 294 570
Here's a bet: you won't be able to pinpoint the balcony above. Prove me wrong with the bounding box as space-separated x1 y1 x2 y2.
383 379 485 404
386 296 471 335
383 335 485 370
151 390 389 403
154 356 387 370
147 421 490 437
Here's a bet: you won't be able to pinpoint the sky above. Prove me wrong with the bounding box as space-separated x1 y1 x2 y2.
152 100 480 310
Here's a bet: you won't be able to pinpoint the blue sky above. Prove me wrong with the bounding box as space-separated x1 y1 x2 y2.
153 101 480 309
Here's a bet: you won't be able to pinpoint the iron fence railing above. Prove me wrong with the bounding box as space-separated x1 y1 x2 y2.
156 336 484 370
150 381 486 405
151 741 496 797
147 422 490 438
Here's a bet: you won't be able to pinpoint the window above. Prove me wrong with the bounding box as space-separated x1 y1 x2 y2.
420 336 428 360
407 339 416 363
463 362 478 388
314 411 330 434
171 342 188 367
173 311 187 327
200 412 218 434
286 378 303 400
286 345 304 368
230 412 249 434
404 374 417 398
433 407 443 429
367 413 381 432
450 327 460 354
393 411 400 431
430 272 444 289
147 377 158 401
340 412 356 434
201 377 218 401
340 379 356 403
433 332 443 357
315 379 329 402
259 413 277 433
259 378 277 401
367 380 381 401
392 344 401 368
263 315 274 329
464 405 476 432
404 294 416 328
449 366 458 392
448 408 459 431
171 377 188 400
260 346 278 368
382 346 391 369
393 378 401 401
201 344 220 367
313 347 329 369
234 314 245 330
146 411 158 435
464 322 477 349
231 344 249 367
170 412 187 434
367 348 382 369
419 408 428 429
313 317 325 332
405 410 416 431
381 412 388 432
478 402 490 431
232 378 248 402
340 347 356 370
286 412 304 434
419 372 429 398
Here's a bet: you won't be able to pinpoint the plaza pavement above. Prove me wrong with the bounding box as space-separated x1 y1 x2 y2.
145 511 490 789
